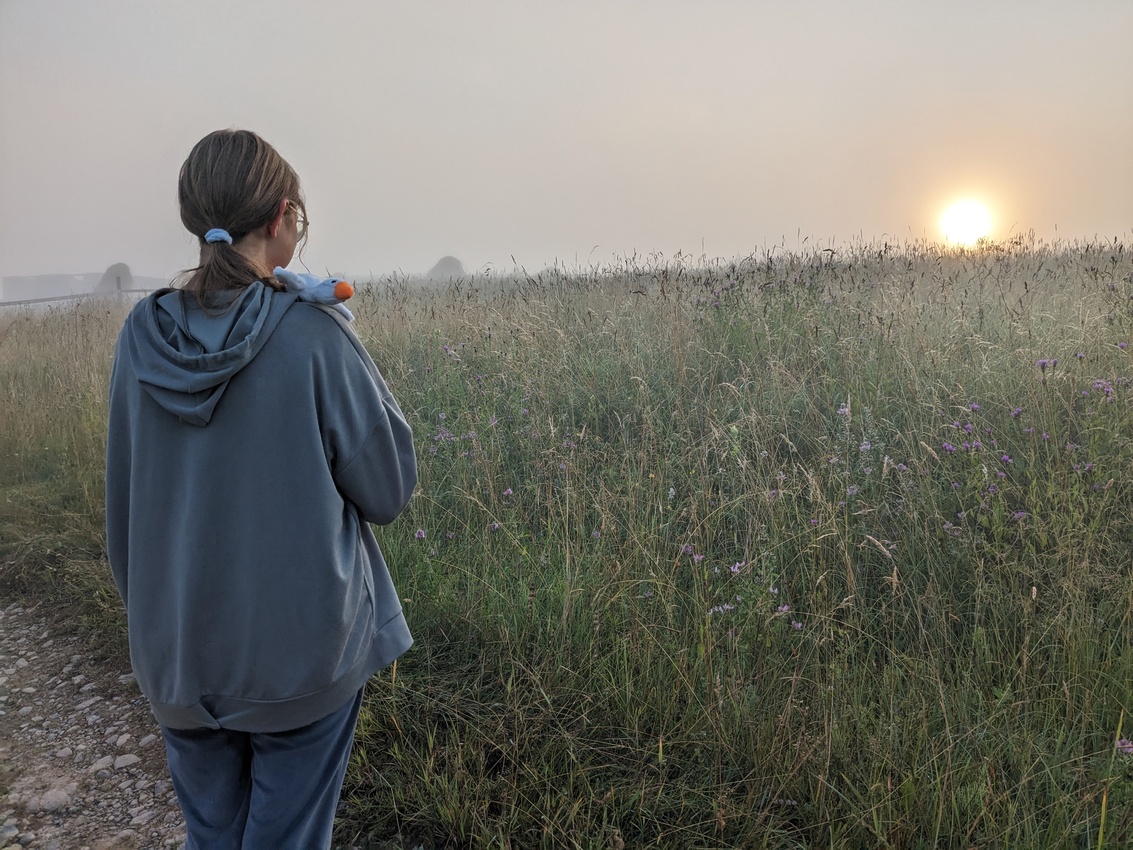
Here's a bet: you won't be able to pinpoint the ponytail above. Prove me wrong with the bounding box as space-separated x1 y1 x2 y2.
175 130 306 306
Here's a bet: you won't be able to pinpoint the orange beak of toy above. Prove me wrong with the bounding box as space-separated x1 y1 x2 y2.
333 281 354 301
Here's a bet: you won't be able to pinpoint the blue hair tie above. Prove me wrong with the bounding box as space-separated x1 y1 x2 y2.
204 228 233 244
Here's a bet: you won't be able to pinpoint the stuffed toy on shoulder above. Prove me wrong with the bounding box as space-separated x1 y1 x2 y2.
273 267 355 322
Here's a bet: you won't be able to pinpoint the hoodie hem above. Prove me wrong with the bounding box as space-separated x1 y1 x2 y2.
147 613 413 733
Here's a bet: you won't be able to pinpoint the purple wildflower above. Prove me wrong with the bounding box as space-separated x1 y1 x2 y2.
1011 407 1023 418
502 488 513 496
681 544 694 555
777 604 790 613
1012 511 1027 521
970 403 980 411
942 442 956 453
792 621 803 630
415 529 426 540
1117 738 1133 756
693 553 705 563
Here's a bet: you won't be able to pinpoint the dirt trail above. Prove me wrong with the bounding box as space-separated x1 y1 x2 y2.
0 600 185 850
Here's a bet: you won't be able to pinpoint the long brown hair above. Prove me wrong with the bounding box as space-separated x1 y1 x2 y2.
176 129 307 305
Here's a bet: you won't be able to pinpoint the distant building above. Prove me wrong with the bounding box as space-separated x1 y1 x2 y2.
1 272 103 302
1 263 169 303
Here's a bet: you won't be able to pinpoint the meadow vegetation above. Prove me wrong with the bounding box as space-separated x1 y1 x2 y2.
2 239 1132 848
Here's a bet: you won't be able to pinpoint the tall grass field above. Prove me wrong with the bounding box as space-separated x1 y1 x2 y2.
2 240 1132 848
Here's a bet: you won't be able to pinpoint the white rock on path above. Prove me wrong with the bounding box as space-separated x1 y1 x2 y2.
40 786 71 812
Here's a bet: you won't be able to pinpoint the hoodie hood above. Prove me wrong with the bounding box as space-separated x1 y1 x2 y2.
123 281 300 426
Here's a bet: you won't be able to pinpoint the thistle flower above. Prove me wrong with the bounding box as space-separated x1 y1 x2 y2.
415 529 426 540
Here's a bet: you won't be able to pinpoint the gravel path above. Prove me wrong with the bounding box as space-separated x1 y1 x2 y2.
0 600 186 850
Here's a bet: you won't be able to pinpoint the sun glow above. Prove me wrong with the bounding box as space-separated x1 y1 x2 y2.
940 200 992 246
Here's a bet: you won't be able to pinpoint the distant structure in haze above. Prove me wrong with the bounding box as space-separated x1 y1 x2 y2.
96 262 138 293
0 263 168 303
424 256 466 281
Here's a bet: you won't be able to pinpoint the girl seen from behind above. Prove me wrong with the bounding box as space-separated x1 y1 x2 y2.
105 128 417 849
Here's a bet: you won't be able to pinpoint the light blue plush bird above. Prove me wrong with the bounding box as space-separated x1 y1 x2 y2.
273 267 355 321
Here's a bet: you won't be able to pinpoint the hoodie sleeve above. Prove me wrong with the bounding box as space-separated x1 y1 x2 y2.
315 313 417 525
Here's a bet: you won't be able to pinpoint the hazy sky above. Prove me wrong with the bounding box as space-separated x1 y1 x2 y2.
2 0 1130 280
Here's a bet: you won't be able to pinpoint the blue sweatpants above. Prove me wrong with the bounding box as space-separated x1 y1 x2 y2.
160 689 364 850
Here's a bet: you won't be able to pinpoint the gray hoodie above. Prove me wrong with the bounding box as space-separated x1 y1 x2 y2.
106 282 416 732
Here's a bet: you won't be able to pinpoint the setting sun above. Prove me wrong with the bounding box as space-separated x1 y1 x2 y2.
940 200 992 246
